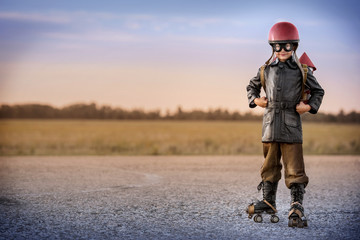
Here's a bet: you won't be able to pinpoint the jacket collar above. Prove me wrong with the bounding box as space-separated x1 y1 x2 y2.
270 55 298 69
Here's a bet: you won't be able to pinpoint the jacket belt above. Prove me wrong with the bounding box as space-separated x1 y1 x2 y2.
267 101 298 110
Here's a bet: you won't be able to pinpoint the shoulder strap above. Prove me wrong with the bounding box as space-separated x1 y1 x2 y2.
302 64 308 84
260 65 266 91
301 64 308 100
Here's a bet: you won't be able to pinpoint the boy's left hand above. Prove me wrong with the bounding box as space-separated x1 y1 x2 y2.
296 101 311 114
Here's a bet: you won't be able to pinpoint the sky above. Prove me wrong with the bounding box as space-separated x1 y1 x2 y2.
0 0 359 114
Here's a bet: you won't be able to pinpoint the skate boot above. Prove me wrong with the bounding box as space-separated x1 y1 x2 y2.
246 181 279 223
288 183 308 228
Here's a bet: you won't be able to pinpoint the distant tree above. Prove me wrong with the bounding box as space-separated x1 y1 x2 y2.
0 103 359 123
174 106 185 120
61 103 98 119
0 104 59 118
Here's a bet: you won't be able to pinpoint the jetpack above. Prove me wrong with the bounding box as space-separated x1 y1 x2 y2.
299 52 317 103
299 52 316 71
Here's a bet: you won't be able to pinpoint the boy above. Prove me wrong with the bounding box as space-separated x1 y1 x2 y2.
245 22 324 228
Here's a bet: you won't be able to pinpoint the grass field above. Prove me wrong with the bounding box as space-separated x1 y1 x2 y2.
0 119 359 155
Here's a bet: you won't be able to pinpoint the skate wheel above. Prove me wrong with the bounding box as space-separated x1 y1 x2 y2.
270 215 279 223
254 214 263 223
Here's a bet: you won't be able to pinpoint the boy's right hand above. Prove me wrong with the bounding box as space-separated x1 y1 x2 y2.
254 97 268 108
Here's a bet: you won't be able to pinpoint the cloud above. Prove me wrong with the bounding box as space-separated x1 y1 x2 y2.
124 22 142 30
0 10 246 31
0 11 70 24
0 10 252 44
43 31 143 43
171 17 223 27
170 36 263 45
42 29 263 47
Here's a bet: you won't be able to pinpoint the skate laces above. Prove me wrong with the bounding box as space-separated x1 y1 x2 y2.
290 202 304 213
291 184 305 203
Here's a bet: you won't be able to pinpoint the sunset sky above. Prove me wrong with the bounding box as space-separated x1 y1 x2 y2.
1 0 359 114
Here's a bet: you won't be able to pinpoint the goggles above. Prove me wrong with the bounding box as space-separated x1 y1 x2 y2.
272 43 294 52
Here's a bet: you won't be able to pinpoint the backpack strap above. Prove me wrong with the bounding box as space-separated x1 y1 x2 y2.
301 64 308 101
260 65 266 91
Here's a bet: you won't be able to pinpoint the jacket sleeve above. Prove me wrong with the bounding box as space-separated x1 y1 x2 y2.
306 68 325 114
246 68 262 108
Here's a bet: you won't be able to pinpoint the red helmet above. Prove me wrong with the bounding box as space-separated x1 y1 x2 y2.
268 22 299 44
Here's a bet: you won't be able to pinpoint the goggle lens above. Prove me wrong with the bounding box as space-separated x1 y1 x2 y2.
273 43 293 52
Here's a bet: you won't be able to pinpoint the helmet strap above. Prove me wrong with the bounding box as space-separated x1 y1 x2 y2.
265 49 275 65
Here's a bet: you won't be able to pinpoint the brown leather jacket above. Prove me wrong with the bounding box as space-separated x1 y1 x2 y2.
246 57 325 143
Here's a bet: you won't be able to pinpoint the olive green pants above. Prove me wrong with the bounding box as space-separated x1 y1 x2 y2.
261 142 309 189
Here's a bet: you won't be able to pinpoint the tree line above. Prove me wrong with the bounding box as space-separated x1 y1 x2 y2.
0 103 359 123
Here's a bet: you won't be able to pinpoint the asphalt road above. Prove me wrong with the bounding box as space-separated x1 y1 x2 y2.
0 156 359 239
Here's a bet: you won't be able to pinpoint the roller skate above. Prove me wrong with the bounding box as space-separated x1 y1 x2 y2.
288 183 308 228
246 181 279 223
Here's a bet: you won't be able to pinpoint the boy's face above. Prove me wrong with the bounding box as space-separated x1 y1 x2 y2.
275 49 293 62
273 43 293 62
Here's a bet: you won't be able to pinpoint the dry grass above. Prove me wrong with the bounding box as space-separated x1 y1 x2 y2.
0 119 359 155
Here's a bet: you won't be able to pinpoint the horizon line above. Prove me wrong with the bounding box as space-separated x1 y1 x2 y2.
0 101 358 115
